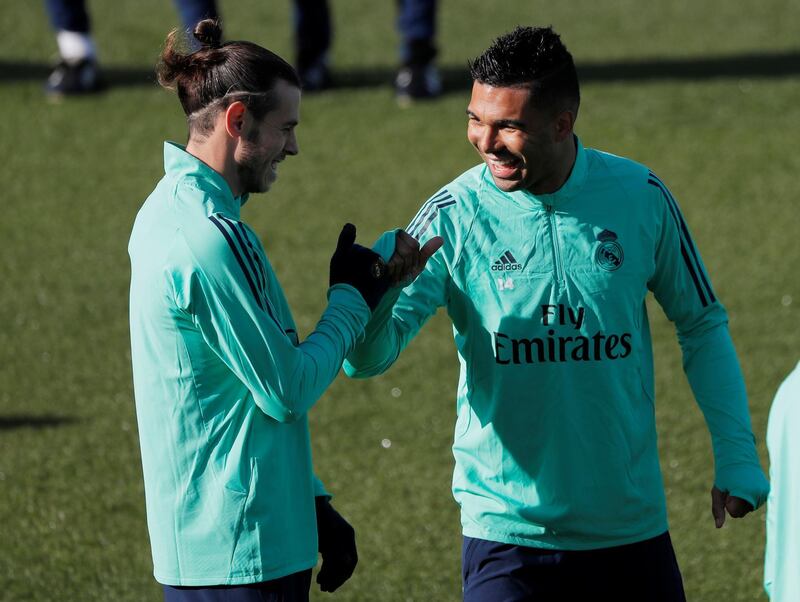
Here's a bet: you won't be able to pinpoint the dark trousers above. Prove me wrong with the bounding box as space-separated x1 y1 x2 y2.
163 569 312 602
45 0 90 33
396 0 437 65
170 0 330 70
462 532 687 602
172 0 219 35
291 0 332 72
171 0 436 66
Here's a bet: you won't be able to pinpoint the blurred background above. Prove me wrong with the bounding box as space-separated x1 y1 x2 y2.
1 1 798 600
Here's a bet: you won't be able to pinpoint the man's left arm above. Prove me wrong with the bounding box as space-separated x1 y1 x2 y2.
646 174 769 525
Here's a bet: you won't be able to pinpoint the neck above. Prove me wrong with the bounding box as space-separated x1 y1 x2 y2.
186 133 242 198
530 135 577 195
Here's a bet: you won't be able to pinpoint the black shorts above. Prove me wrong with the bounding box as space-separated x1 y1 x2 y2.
162 569 312 602
462 531 686 602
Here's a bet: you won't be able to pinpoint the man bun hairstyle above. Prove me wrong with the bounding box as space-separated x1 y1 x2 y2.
192 18 223 49
469 26 580 116
157 19 301 136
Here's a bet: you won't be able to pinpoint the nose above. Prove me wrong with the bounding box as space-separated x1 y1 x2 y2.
472 123 501 155
285 129 299 156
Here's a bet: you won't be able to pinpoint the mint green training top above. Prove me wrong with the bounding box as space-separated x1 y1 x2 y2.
765 361 800 601
129 142 370 585
345 137 769 550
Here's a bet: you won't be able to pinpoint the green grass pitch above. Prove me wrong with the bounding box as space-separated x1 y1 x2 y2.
0 1 798 600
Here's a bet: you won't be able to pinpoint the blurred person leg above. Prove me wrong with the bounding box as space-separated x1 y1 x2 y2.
294 0 332 91
44 0 102 95
395 0 440 104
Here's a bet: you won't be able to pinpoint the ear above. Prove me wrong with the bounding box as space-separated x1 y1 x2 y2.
553 109 577 142
223 101 248 139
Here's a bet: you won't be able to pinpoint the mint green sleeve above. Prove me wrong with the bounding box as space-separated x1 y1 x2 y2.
313 474 330 499
344 225 451 378
764 362 800 599
173 230 370 423
647 182 769 509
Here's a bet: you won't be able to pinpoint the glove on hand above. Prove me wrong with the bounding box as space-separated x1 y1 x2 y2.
315 496 358 593
329 223 389 310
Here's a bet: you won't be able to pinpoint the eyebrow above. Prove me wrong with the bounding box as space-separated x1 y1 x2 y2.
466 110 526 129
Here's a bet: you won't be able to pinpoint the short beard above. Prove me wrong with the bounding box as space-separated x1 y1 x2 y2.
236 135 268 195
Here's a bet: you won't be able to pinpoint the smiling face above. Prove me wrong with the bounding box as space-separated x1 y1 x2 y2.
235 79 301 194
467 81 575 195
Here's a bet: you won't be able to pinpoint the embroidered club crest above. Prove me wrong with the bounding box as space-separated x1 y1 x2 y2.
595 229 624 272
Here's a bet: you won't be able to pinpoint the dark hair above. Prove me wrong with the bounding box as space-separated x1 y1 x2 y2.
157 19 301 135
469 26 580 116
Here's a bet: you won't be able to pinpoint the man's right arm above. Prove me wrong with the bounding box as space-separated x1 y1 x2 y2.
343 228 449 378
173 217 373 423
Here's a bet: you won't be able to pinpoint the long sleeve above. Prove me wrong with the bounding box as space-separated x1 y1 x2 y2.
313 474 330 499
174 216 371 423
344 222 451 377
764 362 800 599
647 174 769 508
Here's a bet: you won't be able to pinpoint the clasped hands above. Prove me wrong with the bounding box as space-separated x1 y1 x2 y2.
330 223 443 310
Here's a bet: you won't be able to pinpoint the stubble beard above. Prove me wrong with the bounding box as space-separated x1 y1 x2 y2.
236 140 272 195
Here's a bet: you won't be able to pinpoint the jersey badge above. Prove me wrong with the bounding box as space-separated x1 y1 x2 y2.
595 230 624 272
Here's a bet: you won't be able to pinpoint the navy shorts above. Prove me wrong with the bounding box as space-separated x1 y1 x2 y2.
462 532 686 602
162 569 312 602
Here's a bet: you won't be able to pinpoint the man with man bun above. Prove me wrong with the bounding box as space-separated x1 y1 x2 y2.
128 20 440 601
345 26 769 600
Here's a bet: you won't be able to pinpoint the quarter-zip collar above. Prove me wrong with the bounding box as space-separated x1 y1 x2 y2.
163 141 250 218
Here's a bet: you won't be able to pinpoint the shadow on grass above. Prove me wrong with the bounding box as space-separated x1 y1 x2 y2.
320 50 800 93
0 61 159 88
1 49 798 95
0 414 80 431
578 50 800 82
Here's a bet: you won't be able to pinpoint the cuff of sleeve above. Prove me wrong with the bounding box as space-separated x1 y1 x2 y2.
313 475 331 500
327 283 370 313
364 228 405 320
371 283 403 317
715 463 770 509
372 229 399 262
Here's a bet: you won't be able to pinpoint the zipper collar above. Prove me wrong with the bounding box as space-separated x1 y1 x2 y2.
163 141 250 217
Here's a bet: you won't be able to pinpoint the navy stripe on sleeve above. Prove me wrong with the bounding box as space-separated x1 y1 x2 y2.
406 189 452 234
647 177 712 307
235 222 289 332
649 174 716 304
217 215 265 297
237 222 268 292
208 215 266 312
679 245 708 307
218 216 285 331
410 199 456 238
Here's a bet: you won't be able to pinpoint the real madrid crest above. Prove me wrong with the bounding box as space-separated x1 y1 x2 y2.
595 229 624 272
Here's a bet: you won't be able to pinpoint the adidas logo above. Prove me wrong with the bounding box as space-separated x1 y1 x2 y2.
491 250 522 271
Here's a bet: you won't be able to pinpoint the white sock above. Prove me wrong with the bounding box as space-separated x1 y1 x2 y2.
56 30 97 63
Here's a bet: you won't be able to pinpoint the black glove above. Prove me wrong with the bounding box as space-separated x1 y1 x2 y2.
315 496 358 593
329 223 390 310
